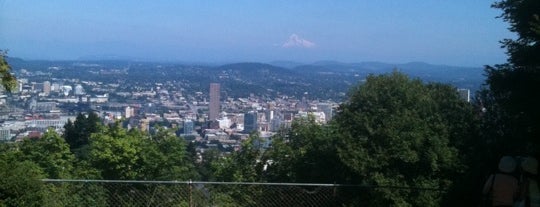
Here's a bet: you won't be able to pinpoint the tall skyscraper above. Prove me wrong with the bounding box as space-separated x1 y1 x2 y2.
244 111 258 133
209 83 220 121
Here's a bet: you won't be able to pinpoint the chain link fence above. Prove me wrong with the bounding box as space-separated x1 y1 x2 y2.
40 179 445 206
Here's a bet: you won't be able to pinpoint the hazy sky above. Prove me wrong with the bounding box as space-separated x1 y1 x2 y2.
0 0 512 66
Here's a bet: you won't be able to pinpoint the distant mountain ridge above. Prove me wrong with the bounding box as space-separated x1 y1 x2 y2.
285 61 485 91
6 57 485 99
288 61 482 74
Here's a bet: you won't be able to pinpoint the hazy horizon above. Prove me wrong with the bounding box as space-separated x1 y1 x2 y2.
7 56 488 69
1 1 512 67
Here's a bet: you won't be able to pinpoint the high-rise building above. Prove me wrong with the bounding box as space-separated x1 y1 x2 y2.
457 88 470 102
209 83 220 121
0 129 11 141
244 111 258 133
270 117 283 132
265 110 274 122
125 106 135 118
317 103 333 122
43 81 51 94
51 82 60 92
183 119 194 134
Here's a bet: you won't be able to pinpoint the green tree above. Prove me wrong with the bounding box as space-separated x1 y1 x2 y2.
474 2 540 204
197 148 221 181
1 131 107 206
212 134 265 182
209 134 266 206
85 124 199 206
0 160 46 207
263 116 351 184
88 123 197 180
335 72 474 206
88 123 145 180
0 135 84 207
492 0 540 67
483 0 540 156
63 112 101 158
0 143 45 206
260 117 358 206
0 50 17 92
142 127 199 180
19 129 75 179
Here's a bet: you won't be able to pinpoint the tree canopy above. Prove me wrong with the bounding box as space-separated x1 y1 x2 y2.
0 50 17 92
262 116 351 184
492 0 540 67
334 72 476 206
483 0 540 156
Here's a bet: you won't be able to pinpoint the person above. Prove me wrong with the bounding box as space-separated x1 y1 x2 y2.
483 156 520 207
520 157 539 207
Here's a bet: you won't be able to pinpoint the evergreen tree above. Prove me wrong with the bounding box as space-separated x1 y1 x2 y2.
63 112 101 158
483 0 540 156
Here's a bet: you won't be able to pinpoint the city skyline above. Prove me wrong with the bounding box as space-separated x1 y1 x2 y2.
0 1 512 67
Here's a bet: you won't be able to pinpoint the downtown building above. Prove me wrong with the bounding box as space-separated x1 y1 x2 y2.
208 83 220 121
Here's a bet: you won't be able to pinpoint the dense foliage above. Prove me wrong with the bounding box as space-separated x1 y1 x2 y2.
0 50 17 92
334 72 476 206
263 116 349 184
482 0 540 157
63 112 101 158
449 1 540 206
1 124 198 206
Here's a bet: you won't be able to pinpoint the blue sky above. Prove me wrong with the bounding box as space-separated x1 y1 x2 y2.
0 0 512 66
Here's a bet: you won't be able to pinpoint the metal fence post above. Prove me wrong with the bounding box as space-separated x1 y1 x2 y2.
189 179 193 207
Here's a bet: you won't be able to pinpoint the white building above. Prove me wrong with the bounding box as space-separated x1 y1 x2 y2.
27 116 75 130
297 111 326 124
217 117 231 129
125 106 135 118
62 85 72 96
457 88 471 102
74 84 85 95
